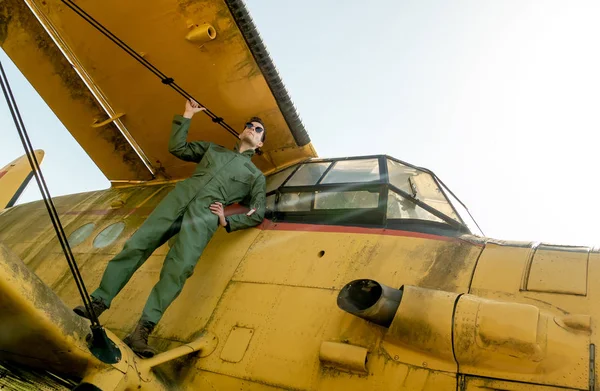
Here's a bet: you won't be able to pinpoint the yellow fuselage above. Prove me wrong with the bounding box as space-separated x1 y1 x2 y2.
0 182 595 390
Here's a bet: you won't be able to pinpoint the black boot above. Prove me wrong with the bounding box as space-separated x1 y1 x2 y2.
124 319 158 358
73 297 108 320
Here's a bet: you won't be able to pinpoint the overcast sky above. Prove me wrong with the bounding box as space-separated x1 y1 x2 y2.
2 0 599 246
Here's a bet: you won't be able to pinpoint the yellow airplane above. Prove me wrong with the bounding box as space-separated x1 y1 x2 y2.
0 150 44 210
0 1 596 390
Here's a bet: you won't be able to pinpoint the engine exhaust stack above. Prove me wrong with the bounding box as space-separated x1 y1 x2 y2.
337 279 403 327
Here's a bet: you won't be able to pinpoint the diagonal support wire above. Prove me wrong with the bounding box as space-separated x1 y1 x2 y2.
0 60 100 327
60 0 241 139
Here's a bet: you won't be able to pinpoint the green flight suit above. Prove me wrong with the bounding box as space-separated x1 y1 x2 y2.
91 114 266 324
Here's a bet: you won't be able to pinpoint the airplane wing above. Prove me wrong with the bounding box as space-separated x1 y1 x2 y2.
0 150 44 209
1 0 317 183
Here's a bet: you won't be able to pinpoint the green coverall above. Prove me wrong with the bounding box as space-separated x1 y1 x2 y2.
91 114 266 324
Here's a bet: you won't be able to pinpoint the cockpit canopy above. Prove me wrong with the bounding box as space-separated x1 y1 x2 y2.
264 155 481 237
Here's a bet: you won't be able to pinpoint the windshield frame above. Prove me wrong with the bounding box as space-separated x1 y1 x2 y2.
265 154 479 235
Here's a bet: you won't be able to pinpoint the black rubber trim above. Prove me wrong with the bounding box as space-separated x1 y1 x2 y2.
225 0 310 147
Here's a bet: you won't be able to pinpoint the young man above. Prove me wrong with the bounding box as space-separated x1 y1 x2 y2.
74 99 267 357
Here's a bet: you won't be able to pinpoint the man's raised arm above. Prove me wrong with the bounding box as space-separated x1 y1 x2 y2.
168 100 210 162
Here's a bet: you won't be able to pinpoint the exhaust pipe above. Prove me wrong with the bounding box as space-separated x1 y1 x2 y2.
337 279 403 327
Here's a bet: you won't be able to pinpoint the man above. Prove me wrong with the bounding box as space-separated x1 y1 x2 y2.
74 99 267 357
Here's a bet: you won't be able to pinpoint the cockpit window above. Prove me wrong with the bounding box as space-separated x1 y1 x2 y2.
264 155 478 236
387 191 443 222
315 190 379 209
387 159 461 223
321 159 379 184
387 159 419 194
279 192 312 211
284 163 330 186
439 182 483 236
266 165 296 193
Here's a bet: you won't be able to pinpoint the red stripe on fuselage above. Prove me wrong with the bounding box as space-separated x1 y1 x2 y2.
257 220 468 243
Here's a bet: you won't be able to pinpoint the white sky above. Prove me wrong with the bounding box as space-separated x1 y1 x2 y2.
1 0 599 246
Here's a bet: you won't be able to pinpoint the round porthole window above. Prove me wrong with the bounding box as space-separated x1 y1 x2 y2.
93 222 126 248
68 223 95 248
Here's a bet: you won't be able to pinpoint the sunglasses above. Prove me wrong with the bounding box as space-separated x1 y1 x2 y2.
245 122 264 133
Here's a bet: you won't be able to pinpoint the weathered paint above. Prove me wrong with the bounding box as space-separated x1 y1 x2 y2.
468 242 599 390
2 0 593 388
1 179 594 390
0 241 94 377
0 235 219 390
0 0 317 182
0 0 153 181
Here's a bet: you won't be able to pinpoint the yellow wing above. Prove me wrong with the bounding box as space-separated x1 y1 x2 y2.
1 0 317 183
0 150 43 209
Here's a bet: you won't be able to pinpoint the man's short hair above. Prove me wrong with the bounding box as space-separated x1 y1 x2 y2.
249 116 266 143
